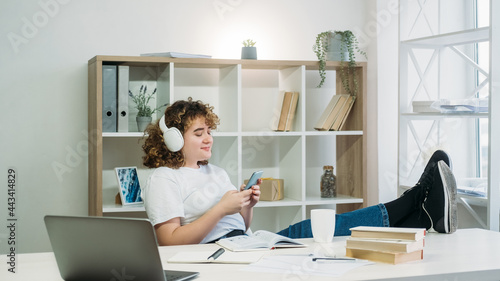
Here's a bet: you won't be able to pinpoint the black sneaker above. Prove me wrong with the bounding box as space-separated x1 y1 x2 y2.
400 150 441 207
394 208 432 229
417 150 451 185
400 167 433 210
395 150 453 230
423 160 458 233
396 161 436 229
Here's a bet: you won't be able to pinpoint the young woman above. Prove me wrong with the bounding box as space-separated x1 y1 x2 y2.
142 98 457 246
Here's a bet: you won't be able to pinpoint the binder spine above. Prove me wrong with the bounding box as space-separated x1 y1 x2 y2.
102 65 117 132
117 66 129 132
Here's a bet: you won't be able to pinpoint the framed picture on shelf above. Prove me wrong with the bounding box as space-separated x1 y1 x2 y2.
115 167 143 205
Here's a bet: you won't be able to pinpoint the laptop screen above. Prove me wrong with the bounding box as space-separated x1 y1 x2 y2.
44 215 198 281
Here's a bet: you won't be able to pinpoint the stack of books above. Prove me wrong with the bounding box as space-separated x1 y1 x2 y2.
345 226 426 264
314 94 356 131
273 91 299 131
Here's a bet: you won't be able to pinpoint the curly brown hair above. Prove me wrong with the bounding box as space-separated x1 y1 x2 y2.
142 97 220 169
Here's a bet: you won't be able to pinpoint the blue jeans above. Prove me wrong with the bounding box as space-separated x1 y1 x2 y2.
276 204 390 238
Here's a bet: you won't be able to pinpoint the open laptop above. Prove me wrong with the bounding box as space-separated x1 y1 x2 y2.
44 215 199 281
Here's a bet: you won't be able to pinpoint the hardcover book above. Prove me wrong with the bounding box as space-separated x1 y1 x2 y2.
346 248 424 264
277 91 294 131
284 91 299 131
314 94 350 131
331 95 356 131
345 237 424 253
349 226 426 241
272 91 299 131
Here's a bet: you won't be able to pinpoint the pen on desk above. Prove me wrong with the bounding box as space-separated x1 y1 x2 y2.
207 248 225 261
312 257 356 262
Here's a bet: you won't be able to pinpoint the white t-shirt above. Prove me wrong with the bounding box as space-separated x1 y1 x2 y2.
142 164 246 244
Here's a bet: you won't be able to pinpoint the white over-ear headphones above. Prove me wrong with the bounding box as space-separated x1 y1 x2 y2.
159 115 184 152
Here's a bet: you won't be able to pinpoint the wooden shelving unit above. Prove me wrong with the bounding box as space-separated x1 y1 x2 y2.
88 55 369 232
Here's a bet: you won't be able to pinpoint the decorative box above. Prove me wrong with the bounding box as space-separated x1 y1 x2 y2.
245 178 284 201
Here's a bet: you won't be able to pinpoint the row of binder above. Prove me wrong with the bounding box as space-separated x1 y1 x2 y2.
102 65 130 132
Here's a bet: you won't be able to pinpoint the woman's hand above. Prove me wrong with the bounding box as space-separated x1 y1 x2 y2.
239 178 261 230
217 189 252 216
240 178 261 208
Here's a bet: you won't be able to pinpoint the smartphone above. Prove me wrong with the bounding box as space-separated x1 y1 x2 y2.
244 170 264 190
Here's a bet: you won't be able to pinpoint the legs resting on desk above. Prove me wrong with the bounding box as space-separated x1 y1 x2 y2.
278 150 458 238
387 150 457 233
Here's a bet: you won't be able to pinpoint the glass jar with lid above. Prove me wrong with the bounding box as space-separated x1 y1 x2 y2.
320 165 336 198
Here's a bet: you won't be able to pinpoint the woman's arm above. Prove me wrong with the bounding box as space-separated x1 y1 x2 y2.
155 205 224 245
155 189 254 246
239 180 261 230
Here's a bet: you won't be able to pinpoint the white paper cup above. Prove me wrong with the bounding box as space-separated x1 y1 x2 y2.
311 209 336 243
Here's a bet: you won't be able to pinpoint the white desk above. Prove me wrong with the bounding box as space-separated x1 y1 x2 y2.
3 228 500 281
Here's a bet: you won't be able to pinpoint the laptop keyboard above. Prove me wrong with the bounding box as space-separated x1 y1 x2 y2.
166 273 183 281
164 270 198 281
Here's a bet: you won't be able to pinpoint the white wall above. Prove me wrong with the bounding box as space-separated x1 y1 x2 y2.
0 0 384 253
376 0 399 203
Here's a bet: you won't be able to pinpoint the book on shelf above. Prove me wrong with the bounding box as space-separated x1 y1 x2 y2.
167 250 264 264
277 91 293 131
349 226 426 241
140 52 212 58
215 230 306 251
345 237 425 253
314 94 351 131
331 95 356 131
285 91 299 131
272 91 299 132
314 94 342 130
327 95 349 130
345 248 423 265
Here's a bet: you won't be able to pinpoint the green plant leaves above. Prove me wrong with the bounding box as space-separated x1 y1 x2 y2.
242 39 256 47
313 30 367 93
128 85 167 117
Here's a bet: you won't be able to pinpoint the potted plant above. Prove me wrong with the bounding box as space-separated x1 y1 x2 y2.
313 30 366 94
241 39 257 59
129 85 167 131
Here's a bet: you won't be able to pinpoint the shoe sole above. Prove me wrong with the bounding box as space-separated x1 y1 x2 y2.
438 161 457 233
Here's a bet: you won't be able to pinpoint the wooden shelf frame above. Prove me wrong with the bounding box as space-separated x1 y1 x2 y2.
88 55 369 231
